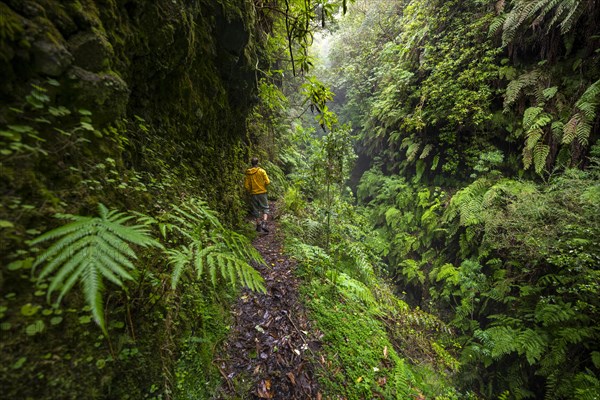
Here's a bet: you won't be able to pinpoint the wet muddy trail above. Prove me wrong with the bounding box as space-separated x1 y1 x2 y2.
214 205 322 399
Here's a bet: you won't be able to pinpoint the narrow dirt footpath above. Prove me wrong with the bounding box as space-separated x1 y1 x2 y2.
214 204 322 399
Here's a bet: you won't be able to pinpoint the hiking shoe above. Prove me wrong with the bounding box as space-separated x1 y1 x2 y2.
261 221 269 233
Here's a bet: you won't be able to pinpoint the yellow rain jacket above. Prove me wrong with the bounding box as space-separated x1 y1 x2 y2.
244 167 270 195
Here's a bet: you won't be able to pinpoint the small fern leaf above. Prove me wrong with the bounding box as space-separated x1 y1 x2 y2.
533 143 550 174
82 263 104 329
167 247 191 289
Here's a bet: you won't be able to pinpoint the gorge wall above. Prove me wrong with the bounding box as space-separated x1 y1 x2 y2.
0 0 269 397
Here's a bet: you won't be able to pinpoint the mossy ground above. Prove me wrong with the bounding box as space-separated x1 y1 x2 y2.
302 280 419 399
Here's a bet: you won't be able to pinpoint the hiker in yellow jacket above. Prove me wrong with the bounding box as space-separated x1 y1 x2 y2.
244 157 271 233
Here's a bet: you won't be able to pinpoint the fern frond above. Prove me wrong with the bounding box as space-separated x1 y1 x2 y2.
328 271 378 308
447 179 491 227
574 371 600 400
406 142 421 162
533 143 550 174
168 198 222 240
563 80 600 146
504 70 542 111
489 14 507 36
484 325 521 359
534 302 576 326
517 328 547 364
575 120 591 146
32 203 162 333
558 0 584 34
166 246 192 289
503 0 585 45
419 143 433 159
502 0 549 45
215 248 265 292
82 264 103 330
526 128 543 150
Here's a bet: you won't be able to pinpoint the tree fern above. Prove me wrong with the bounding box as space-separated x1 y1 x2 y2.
31 203 162 333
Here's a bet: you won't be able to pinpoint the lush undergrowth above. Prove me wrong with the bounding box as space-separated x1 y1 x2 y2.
318 0 600 397
279 188 472 398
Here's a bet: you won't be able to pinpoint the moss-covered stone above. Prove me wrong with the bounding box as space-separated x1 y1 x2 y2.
68 29 113 72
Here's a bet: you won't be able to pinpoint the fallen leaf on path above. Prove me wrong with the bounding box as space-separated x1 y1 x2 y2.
287 372 296 385
257 379 273 398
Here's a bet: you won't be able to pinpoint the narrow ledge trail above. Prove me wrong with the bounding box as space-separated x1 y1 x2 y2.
215 203 323 399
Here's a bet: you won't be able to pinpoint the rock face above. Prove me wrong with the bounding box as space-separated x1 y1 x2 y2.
68 30 113 72
0 0 266 216
0 1 270 398
1 0 259 129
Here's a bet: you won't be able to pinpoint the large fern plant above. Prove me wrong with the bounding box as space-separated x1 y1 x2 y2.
501 0 590 46
32 198 266 333
164 198 266 293
31 204 162 333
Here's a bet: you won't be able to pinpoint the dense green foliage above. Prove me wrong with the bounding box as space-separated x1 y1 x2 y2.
320 0 600 398
327 0 599 181
278 133 468 399
2 0 599 398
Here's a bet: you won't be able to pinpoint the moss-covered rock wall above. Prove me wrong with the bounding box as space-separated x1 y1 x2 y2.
0 0 269 398
1 0 262 213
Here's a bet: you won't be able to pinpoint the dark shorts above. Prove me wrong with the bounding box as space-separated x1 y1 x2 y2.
250 193 269 218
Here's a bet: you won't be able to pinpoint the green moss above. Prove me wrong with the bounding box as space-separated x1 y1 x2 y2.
68 0 103 29
304 282 418 399
0 3 24 41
